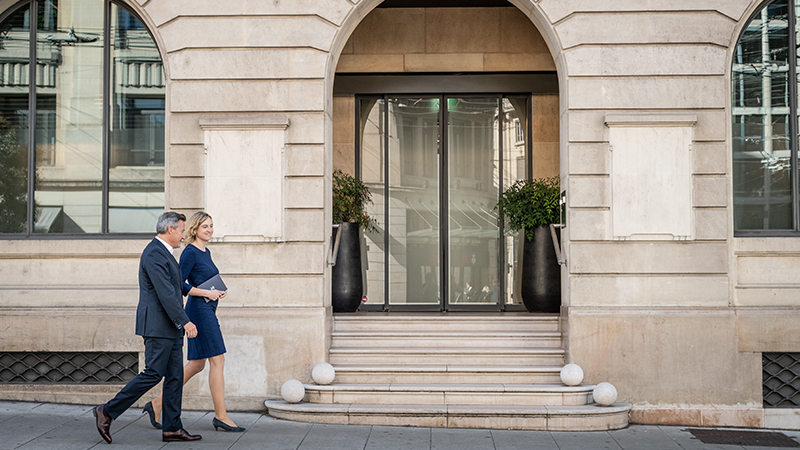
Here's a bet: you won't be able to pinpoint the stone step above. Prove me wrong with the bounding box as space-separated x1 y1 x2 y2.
329 347 565 366
331 331 562 348
304 383 594 406
265 401 631 431
333 314 559 333
332 364 563 384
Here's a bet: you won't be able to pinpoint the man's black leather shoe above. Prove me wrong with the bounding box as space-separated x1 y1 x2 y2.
162 428 202 442
93 404 112 444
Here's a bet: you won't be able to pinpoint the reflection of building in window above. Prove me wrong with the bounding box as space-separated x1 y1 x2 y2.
0 0 166 235
514 119 524 144
731 0 796 233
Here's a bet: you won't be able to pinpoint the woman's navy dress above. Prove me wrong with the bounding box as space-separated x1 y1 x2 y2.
180 244 226 360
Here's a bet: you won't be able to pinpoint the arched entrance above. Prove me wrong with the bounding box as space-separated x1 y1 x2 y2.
327 0 562 312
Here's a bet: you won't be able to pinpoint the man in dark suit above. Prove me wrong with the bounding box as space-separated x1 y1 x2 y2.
93 211 201 443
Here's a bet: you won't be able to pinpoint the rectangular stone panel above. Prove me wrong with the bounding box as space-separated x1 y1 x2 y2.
568 143 608 175
735 287 800 307
145 0 352 27
564 45 727 76
169 49 328 80
171 81 324 113
568 177 609 208
735 237 800 253
0 288 138 308
286 114 325 145
0 258 139 287
557 12 735 49
737 255 800 285
693 208 726 241
570 276 729 307
204 125 286 241
169 145 204 177
483 53 556 72
609 121 693 240
285 178 325 209
0 239 145 256
216 275 324 308
170 113 204 145
693 176 727 207
159 17 337 52
404 53 484 72
569 242 727 274
541 0 751 24
169 178 204 209
285 210 325 242
568 77 725 110
568 209 609 241
737 310 800 352
285 145 325 177
211 243 325 275
693 142 727 174
0 309 140 352
567 311 761 405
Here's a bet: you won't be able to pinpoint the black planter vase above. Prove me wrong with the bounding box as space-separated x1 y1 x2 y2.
520 225 561 313
331 222 363 313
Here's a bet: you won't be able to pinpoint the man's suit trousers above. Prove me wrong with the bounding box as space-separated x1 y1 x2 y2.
104 336 184 432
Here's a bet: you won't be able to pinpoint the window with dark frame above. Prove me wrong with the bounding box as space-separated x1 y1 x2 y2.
732 0 800 235
0 0 165 236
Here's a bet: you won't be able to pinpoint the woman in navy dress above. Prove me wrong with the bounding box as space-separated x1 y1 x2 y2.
144 211 244 432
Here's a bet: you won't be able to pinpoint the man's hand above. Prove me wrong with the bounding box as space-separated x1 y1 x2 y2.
184 321 198 338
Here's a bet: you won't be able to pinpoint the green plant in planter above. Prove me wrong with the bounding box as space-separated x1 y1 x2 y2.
332 169 378 232
494 176 560 240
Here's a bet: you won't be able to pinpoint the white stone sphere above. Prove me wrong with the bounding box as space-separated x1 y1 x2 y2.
281 379 305 403
312 362 336 385
560 364 584 386
593 382 618 406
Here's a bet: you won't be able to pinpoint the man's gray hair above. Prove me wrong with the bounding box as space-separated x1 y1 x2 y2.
156 211 187 234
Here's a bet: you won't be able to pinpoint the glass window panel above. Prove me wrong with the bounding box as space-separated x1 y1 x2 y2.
502 97 527 306
732 0 794 231
0 6 31 233
359 97 385 307
108 3 164 233
387 97 440 306
34 0 104 233
447 97 500 306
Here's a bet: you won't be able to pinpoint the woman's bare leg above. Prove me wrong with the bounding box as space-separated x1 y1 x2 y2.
208 354 237 427
151 359 206 422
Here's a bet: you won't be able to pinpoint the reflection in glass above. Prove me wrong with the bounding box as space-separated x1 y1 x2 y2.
360 98 385 307
0 6 31 233
502 97 528 306
35 0 105 233
388 98 440 306
108 4 165 233
732 0 793 230
447 98 500 306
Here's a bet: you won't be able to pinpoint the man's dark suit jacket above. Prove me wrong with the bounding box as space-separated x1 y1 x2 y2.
135 238 190 339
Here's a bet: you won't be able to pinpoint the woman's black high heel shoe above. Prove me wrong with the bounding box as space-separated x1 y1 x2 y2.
212 417 245 432
142 401 162 429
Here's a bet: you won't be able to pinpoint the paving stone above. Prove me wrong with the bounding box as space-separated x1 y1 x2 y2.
491 429 560 450
431 428 495 450
365 425 432 450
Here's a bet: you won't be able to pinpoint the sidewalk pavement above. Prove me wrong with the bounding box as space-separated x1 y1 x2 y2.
2 401 799 450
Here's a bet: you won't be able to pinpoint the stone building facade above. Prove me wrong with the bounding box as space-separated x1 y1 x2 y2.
0 0 799 430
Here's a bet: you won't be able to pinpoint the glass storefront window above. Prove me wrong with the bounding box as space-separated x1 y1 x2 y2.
0 0 166 235
732 0 799 233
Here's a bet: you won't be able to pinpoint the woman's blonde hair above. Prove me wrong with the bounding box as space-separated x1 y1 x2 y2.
184 211 212 245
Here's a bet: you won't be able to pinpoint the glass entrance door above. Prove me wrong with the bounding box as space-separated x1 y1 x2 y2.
358 95 529 311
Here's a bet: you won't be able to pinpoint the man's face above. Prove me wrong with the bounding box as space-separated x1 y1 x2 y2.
164 220 186 248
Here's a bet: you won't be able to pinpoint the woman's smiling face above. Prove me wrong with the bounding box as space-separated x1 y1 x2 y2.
195 217 214 242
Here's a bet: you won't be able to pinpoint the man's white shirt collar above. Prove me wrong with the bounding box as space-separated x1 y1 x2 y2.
155 235 175 255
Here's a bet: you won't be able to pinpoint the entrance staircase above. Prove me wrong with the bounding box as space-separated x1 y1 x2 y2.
265 314 630 430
